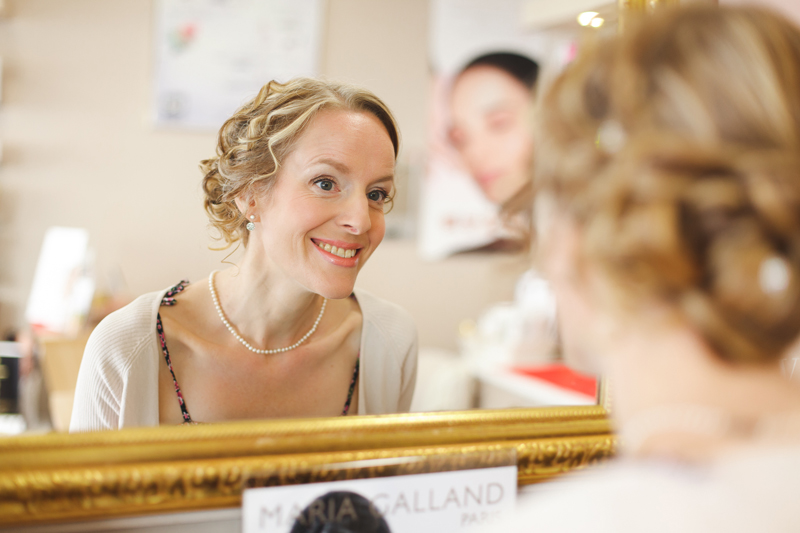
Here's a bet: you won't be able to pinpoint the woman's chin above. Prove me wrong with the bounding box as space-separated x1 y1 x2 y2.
311 281 358 300
482 174 527 205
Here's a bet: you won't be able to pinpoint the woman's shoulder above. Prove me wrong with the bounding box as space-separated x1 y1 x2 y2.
352 288 416 345
352 288 417 414
501 450 800 532
83 289 167 367
71 288 172 432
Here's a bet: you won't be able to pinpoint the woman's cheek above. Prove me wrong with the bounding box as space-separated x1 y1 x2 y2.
371 210 386 245
504 126 533 162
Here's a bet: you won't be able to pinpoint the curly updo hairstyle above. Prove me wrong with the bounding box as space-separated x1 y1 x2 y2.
201 78 400 248
535 5 800 365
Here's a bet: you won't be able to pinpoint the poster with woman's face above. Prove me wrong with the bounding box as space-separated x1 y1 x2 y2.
448 54 536 207
419 0 571 260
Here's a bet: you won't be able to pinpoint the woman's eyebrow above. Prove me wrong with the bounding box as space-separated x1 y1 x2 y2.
311 157 350 174
370 175 395 186
483 102 516 114
311 157 394 185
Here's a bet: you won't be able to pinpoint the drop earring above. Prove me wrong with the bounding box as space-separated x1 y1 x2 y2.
246 215 255 232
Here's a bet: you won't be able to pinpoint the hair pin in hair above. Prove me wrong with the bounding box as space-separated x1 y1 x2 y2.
759 256 791 295
596 119 627 154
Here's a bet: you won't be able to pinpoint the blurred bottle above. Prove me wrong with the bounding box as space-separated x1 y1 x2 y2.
460 270 559 368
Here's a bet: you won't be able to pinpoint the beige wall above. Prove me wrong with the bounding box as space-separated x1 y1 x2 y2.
721 0 800 24
0 0 525 350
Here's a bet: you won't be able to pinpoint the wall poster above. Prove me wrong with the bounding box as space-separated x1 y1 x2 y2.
420 0 572 259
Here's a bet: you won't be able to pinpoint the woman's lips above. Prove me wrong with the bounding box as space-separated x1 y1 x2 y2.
475 171 503 187
311 238 362 267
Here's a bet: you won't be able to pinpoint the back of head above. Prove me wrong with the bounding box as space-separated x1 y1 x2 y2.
201 77 400 249
536 5 800 364
290 491 391 533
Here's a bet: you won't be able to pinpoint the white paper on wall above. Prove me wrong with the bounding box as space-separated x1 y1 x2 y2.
153 0 323 130
25 227 94 334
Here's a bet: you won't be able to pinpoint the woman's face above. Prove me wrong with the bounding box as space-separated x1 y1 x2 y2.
248 108 396 299
449 65 534 205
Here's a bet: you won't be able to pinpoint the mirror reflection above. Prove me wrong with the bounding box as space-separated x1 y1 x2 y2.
0 0 609 437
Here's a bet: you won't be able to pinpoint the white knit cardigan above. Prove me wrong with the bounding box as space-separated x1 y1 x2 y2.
70 287 417 431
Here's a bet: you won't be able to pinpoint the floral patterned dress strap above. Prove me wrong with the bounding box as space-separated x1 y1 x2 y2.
342 356 360 416
156 280 195 424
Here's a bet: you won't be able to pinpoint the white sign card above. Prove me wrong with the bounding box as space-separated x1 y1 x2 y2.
153 0 323 130
243 466 517 533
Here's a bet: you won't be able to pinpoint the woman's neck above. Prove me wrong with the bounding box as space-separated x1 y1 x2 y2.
211 249 324 349
603 321 800 459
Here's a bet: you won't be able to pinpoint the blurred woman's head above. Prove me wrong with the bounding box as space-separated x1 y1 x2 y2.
449 52 539 205
535 6 800 369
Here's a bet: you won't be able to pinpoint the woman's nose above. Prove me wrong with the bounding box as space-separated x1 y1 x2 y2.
464 140 492 171
338 195 372 234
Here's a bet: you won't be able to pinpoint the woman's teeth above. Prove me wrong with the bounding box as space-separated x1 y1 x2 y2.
316 241 357 259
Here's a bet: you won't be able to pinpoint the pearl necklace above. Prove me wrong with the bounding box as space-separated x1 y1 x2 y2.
208 271 327 354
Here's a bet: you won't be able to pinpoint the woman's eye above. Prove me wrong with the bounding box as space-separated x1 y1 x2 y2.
487 112 515 132
368 190 388 202
315 179 334 191
449 127 465 149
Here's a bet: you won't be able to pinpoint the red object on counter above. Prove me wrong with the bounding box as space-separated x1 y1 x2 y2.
511 364 597 399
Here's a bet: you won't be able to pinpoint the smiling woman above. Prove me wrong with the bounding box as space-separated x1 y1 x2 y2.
69 78 417 431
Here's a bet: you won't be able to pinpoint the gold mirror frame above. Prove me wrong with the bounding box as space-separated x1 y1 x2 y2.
1 400 614 527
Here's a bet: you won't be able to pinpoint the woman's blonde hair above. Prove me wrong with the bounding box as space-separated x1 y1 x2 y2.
536 6 800 364
201 78 400 248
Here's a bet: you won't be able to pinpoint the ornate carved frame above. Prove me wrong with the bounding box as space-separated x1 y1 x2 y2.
0 402 614 527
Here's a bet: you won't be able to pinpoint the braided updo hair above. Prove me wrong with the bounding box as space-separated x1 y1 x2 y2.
201 78 400 248
536 5 800 364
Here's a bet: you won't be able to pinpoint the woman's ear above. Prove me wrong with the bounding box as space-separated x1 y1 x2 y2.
540 212 605 373
541 210 582 285
234 192 257 220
